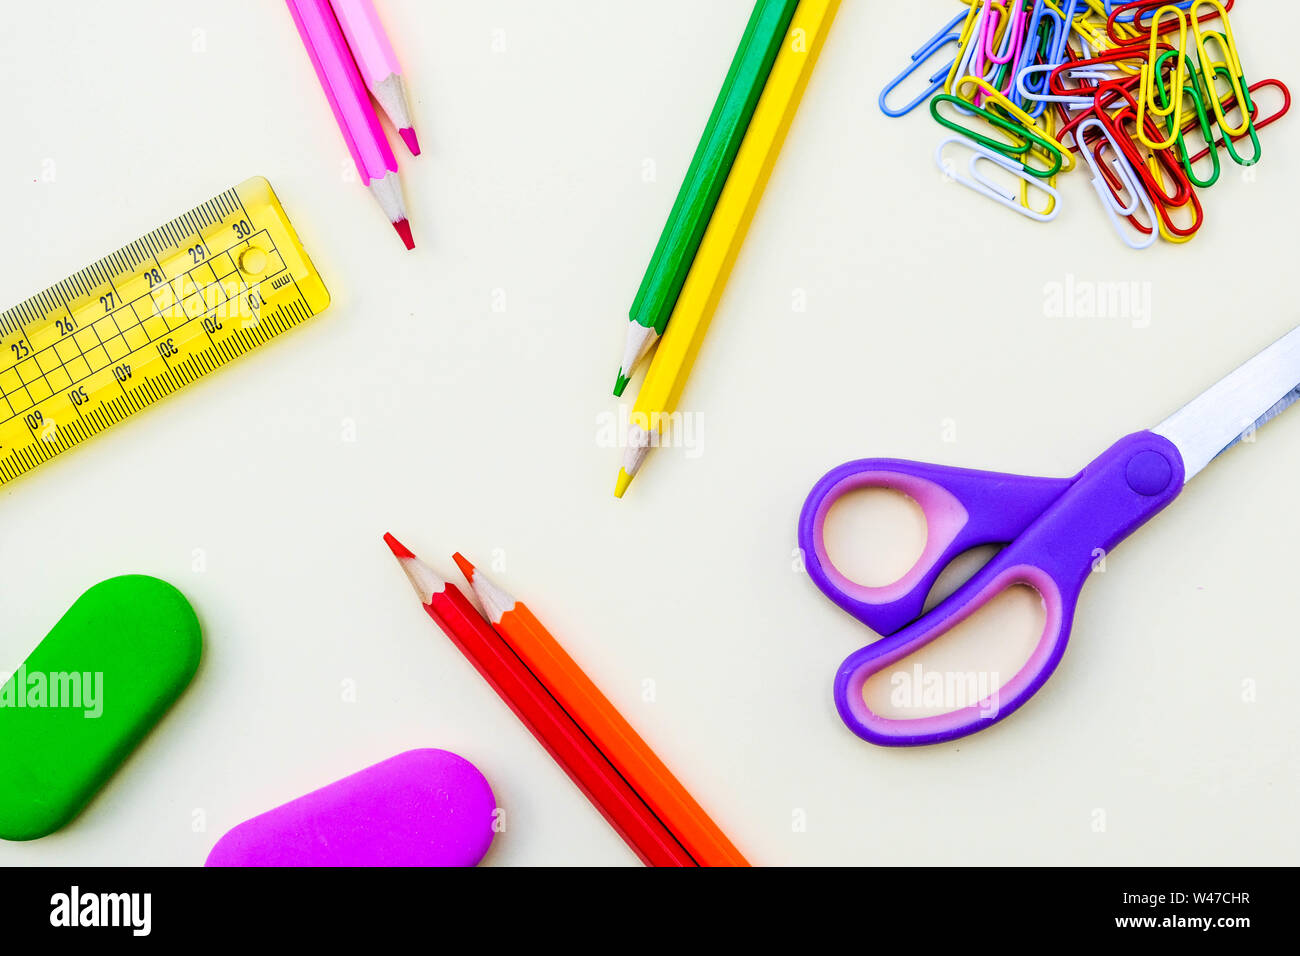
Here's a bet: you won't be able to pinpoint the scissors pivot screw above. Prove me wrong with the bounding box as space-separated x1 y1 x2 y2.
1126 450 1175 496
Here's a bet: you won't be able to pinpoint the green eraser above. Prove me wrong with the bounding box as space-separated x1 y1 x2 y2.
0 575 201 841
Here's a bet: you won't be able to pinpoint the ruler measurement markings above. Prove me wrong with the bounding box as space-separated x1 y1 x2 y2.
104 263 127 311
55 266 178 405
229 188 255 232
141 286 181 351
13 333 58 417
194 273 234 350
0 179 325 488
149 247 177 287
212 261 255 325
102 288 138 373
19 281 111 406
157 223 179 258
128 298 164 354
179 215 213 271
7 314 36 390
6 329 230 477
286 277 312 325
189 232 213 262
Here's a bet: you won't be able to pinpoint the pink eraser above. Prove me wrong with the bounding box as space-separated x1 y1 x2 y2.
205 749 495 867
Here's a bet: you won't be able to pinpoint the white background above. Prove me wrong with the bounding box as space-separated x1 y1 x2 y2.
1 0 1298 866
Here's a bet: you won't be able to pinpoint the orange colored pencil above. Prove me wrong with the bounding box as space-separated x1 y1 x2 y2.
453 552 750 867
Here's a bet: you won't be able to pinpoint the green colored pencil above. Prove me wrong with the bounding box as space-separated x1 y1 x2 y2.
613 0 800 397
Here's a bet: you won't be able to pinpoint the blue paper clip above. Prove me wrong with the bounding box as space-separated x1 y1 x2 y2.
1011 1 1078 116
879 11 968 118
935 135 1060 222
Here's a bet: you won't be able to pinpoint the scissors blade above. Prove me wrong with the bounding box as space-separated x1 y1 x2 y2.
1152 325 1300 482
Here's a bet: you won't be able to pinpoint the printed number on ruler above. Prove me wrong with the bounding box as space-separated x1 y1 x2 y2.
0 176 330 487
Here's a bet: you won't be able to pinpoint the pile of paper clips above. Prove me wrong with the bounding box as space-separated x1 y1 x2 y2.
878 0 1291 247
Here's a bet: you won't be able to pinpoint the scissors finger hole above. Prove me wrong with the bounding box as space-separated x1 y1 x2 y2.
823 488 927 589
860 584 1046 721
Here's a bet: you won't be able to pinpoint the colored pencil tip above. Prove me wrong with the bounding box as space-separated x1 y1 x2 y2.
614 469 633 499
383 532 415 560
383 533 446 604
392 218 415 250
452 552 476 582
613 371 630 397
399 127 422 157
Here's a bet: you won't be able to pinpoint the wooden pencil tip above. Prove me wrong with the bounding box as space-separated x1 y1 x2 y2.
383 534 446 604
614 469 633 499
613 370 630 397
383 532 416 560
452 552 476 582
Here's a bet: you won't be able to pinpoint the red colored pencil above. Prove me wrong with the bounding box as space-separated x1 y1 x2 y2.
383 533 696 866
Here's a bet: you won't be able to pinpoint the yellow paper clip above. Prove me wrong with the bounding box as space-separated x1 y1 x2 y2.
1137 6 1188 150
1021 110 1061 217
1192 0 1251 137
945 0 992 94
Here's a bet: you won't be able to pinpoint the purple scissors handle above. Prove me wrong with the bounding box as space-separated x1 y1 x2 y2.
799 431 1186 746
800 459 1072 636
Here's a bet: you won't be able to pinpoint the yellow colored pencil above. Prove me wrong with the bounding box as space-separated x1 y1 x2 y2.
615 0 841 498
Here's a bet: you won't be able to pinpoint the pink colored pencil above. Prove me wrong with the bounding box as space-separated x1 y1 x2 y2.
285 0 414 249
330 0 422 156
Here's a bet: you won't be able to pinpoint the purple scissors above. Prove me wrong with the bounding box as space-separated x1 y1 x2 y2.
799 325 1300 747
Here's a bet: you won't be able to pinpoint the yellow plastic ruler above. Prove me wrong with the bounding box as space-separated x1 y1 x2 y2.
0 176 329 488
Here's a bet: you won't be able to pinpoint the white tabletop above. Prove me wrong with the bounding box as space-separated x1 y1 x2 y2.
1 0 1297 866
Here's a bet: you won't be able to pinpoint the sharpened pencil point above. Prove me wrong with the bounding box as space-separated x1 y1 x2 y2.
452 552 476 582
383 533 446 604
392 218 415 250
399 127 421 156
383 532 416 559
615 325 658 395
614 469 633 499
